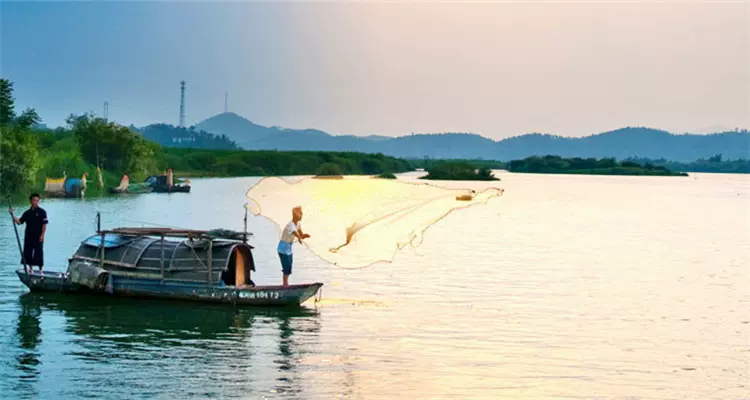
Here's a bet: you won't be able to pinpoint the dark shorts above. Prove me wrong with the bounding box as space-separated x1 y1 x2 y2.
278 252 293 275
23 240 44 267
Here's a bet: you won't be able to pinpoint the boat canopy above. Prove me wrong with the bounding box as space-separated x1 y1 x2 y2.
71 228 255 285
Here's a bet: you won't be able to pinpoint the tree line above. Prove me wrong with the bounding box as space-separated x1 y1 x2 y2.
506 155 687 176
160 148 413 177
625 155 750 174
421 161 499 181
1 79 43 195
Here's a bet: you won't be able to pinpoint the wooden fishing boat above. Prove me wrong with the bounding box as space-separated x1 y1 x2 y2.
15 222 322 307
145 169 191 193
44 172 88 198
108 175 153 194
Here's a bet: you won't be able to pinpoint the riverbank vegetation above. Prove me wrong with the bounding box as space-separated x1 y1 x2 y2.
376 172 397 179
422 162 499 181
159 148 412 178
507 155 688 176
625 155 750 174
420 155 748 175
0 80 43 196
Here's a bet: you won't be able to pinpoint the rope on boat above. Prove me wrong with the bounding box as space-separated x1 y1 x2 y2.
186 243 209 270
314 285 323 305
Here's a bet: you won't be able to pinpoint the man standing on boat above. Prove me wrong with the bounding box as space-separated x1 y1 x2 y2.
277 206 310 287
9 193 48 273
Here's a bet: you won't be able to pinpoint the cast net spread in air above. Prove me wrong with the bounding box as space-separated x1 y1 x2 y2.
246 176 503 268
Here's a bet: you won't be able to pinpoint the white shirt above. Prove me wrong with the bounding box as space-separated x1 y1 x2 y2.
279 221 301 243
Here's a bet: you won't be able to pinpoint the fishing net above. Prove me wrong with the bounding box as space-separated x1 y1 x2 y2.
246 176 503 268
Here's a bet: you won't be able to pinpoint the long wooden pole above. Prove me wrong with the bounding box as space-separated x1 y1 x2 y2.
100 231 105 268
160 234 165 283
7 198 28 277
243 203 248 243
207 239 213 286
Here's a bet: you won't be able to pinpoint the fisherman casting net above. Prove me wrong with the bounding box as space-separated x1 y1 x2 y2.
246 176 503 268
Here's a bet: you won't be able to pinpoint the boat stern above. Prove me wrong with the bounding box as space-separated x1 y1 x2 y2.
16 269 69 292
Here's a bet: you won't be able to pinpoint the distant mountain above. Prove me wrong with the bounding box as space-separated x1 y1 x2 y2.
194 112 277 147
376 133 500 159
190 112 750 162
495 128 750 161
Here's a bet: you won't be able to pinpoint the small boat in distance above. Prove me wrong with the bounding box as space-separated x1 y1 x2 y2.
44 172 88 198
145 169 191 193
109 175 153 194
15 215 322 307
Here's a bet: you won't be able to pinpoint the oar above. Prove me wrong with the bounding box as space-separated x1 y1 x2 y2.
7 198 28 277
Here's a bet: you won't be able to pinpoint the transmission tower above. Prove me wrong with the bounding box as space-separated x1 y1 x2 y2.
179 81 186 127
103 101 109 120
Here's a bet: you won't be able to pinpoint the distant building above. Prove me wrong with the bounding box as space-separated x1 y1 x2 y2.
171 136 196 144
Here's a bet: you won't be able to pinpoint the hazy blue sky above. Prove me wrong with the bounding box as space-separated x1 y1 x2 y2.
1 1 747 138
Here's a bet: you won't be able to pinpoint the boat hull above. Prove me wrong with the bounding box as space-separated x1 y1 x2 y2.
16 269 322 307
150 185 191 193
108 187 152 194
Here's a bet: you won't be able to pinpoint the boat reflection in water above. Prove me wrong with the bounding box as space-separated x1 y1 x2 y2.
14 294 43 399
14 292 322 398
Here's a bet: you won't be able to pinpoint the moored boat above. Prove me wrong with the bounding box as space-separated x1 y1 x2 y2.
44 172 88 198
108 175 153 194
15 222 322 307
145 169 191 193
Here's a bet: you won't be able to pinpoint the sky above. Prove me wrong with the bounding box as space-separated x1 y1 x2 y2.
1 1 748 139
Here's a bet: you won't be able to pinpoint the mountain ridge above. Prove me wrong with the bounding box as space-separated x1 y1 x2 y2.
184 112 749 162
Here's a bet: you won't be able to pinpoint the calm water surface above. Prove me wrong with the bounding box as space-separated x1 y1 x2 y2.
0 172 748 399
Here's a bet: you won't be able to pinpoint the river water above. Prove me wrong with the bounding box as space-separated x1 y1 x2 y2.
0 172 748 399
